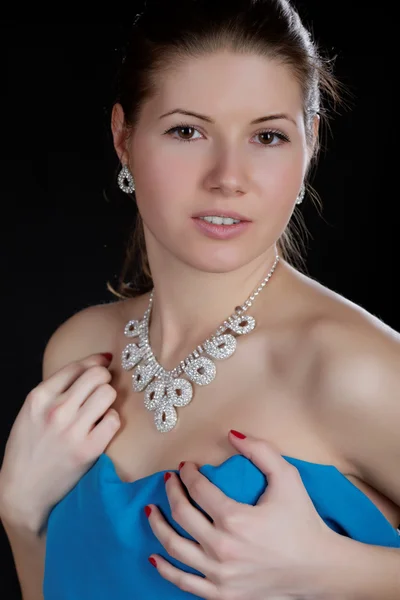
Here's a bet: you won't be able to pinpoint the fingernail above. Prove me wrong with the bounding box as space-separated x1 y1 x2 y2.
178 461 185 470
230 429 246 439
148 557 157 568
101 353 113 361
144 505 152 518
164 472 171 483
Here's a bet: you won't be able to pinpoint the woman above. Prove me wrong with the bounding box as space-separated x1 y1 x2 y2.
1 0 399 598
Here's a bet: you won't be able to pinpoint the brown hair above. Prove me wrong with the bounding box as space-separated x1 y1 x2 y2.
107 0 341 300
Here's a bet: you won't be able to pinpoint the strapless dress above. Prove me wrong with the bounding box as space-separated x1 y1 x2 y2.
43 453 400 599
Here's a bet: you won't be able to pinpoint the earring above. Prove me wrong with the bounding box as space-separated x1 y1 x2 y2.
296 184 305 205
118 164 135 194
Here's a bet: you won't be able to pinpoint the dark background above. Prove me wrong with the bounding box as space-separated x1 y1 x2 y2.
0 4 396 597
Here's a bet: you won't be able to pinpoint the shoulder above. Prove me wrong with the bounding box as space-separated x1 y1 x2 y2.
42 294 150 379
278 264 400 397
309 287 400 409
298 274 400 505
310 293 400 399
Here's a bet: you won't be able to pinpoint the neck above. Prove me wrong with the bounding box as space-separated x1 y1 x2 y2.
144 242 280 369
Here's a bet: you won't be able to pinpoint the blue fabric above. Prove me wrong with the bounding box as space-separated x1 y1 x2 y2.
43 453 400 599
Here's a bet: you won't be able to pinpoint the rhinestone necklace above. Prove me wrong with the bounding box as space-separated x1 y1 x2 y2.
121 255 280 432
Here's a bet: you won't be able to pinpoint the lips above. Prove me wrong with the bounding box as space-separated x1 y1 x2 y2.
191 215 252 240
192 210 251 222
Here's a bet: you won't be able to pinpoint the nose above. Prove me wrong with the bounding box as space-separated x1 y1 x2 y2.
205 149 248 197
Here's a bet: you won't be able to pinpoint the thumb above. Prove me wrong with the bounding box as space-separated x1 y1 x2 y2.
228 429 292 504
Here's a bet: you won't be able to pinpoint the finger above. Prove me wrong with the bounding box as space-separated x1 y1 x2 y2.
149 553 217 599
228 430 299 503
44 365 113 429
38 353 112 400
85 408 121 455
179 462 239 526
164 471 219 551
76 383 118 432
147 503 214 578
55 365 113 416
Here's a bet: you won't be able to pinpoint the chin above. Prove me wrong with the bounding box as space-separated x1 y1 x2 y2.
175 246 262 274
147 223 275 274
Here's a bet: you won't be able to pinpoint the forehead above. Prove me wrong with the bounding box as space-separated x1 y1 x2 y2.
146 51 304 121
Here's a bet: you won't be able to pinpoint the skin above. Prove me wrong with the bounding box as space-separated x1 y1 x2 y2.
94 50 400 596
112 51 317 363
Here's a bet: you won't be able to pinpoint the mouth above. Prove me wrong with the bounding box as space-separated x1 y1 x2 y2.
192 210 251 224
191 211 252 240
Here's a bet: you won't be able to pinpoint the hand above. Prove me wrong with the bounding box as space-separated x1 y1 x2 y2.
0 353 121 535
145 430 338 600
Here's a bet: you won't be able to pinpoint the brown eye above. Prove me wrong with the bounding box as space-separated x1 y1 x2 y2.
256 130 288 146
165 125 202 142
177 126 195 140
259 132 276 145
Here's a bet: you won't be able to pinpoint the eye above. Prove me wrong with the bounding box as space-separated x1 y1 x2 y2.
257 130 290 146
163 123 290 146
164 125 202 143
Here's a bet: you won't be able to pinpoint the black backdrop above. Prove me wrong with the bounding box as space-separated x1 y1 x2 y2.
0 4 396 597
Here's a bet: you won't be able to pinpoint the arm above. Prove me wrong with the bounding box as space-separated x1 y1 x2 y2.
0 303 117 600
0 518 46 600
319 534 400 600
314 325 400 599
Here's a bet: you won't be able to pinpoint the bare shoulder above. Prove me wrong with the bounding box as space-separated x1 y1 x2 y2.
294 269 400 505
304 275 400 404
42 294 150 379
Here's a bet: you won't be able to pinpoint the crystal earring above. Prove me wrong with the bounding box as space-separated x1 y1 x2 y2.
118 164 135 194
296 184 305 205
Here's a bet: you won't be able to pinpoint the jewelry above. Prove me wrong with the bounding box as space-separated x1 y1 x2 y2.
296 184 305 205
118 164 135 193
121 255 280 432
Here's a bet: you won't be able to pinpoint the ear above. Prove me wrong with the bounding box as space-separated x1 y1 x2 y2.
111 103 130 164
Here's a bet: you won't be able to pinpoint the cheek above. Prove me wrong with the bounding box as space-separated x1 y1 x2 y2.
133 135 306 232
256 153 305 213
133 152 197 225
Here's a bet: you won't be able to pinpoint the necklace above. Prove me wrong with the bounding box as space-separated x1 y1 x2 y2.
121 255 280 433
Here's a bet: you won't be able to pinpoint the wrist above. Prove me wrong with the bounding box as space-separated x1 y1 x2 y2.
0 487 43 536
294 529 364 600
308 531 400 600
0 507 41 537
305 532 362 599
285 530 349 600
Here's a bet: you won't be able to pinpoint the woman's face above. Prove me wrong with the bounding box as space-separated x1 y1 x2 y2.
113 51 316 274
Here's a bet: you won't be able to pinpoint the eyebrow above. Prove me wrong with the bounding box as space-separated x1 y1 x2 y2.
159 108 296 126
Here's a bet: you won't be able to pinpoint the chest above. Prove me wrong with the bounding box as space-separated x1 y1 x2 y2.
104 335 334 482
102 332 400 530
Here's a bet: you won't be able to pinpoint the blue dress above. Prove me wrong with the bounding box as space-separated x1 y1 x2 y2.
43 453 400 599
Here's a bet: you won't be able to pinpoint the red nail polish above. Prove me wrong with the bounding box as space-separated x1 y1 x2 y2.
178 461 185 470
230 429 246 439
101 353 113 361
164 472 171 482
144 505 152 518
148 557 157 568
